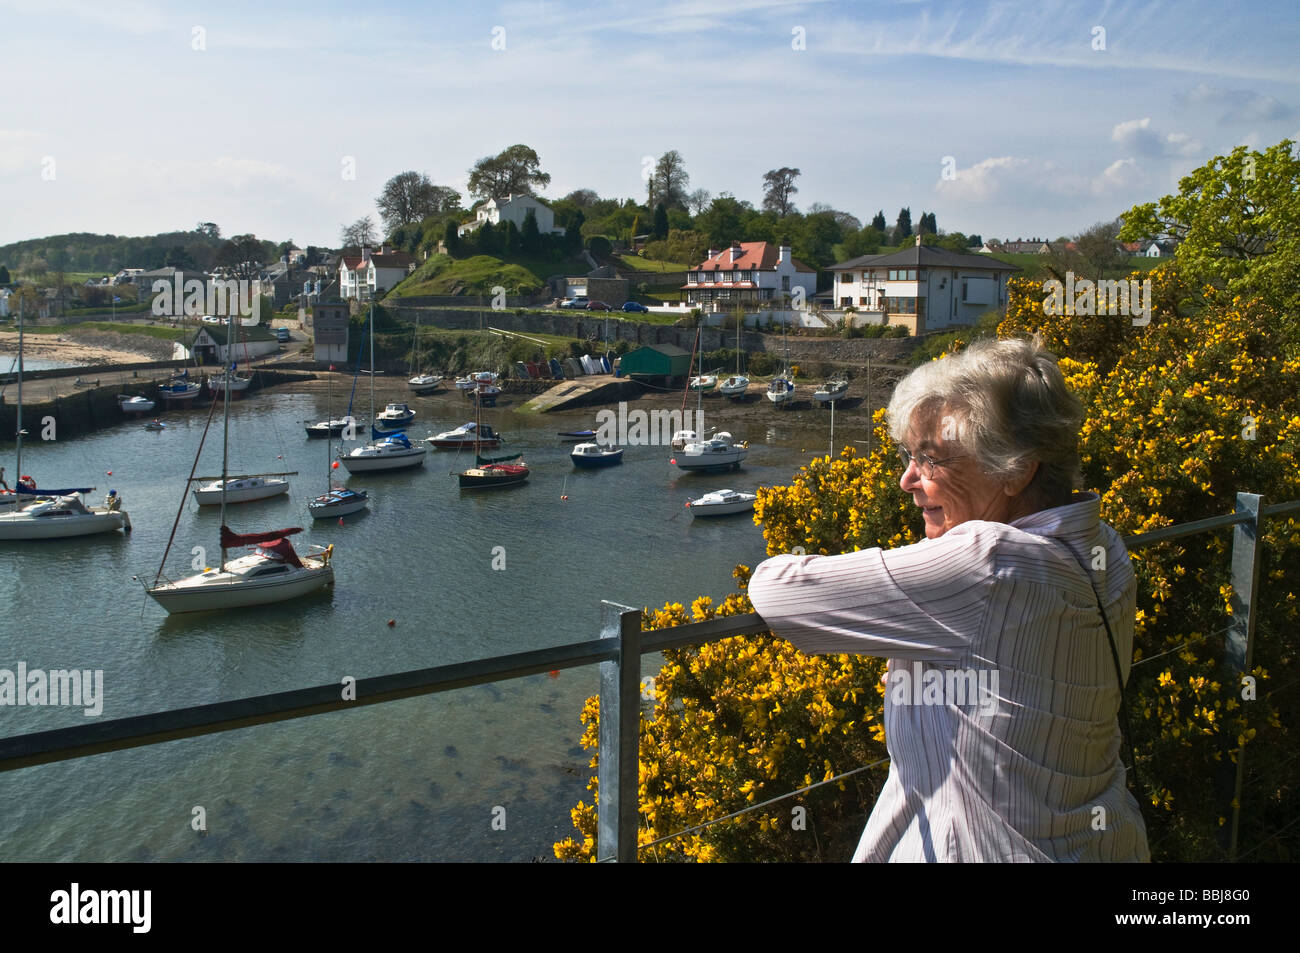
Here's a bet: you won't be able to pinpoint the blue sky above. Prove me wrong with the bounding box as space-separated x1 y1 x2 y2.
1 0 1297 251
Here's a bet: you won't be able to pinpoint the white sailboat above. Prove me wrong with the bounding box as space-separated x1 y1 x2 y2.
143 311 334 614
719 314 750 398
338 304 427 474
0 299 132 540
308 362 368 519
766 314 796 408
408 314 444 393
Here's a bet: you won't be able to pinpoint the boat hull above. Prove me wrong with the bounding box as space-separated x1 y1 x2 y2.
337 448 427 473
688 498 757 517
193 479 290 506
571 449 623 468
147 565 333 613
458 465 528 489
0 511 128 540
308 490 369 518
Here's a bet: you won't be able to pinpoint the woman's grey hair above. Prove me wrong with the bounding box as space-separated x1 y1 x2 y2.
887 337 1084 507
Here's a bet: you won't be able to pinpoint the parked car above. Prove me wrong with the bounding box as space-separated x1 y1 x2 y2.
560 296 590 310
275 327 292 342
621 301 649 313
586 301 611 311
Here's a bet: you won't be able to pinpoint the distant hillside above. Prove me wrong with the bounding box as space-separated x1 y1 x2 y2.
0 229 279 278
387 253 567 298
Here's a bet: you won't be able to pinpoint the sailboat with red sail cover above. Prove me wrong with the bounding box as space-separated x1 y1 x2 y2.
142 312 334 614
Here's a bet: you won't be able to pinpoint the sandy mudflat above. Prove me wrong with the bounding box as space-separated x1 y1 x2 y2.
0 330 166 366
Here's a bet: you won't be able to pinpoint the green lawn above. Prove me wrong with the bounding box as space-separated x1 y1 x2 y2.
616 254 690 272
387 251 589 299
20 321 189 342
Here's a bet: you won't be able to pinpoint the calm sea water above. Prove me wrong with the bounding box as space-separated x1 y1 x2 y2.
0 382 851 861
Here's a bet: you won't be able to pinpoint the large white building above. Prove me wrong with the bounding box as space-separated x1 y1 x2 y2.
827 239 1020 335
457 193 564 238
338 245 416 300
683 241 817 309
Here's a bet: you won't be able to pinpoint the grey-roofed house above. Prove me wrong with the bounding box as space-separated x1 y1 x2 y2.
827 237 1020 335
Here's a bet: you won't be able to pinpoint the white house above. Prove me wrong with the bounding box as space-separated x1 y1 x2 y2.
338 245 416 300
1145 241 1176 258
189 324 280 365
457 193 564 238
682 241 817 309
828 237 1019 335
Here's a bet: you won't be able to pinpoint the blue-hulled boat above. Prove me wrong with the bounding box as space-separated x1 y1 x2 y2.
570 443 623 468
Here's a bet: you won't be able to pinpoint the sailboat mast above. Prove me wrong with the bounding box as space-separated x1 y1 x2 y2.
368 302 375 426
219 310 233 571
15 297 23 482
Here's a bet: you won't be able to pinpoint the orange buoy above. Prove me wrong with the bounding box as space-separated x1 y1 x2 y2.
387 619 396 627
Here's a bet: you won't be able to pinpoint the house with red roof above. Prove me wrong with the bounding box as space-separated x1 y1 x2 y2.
683 241 816 309
339 245 416 300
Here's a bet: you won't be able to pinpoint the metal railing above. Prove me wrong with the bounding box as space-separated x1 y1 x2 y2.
2 492 1297 862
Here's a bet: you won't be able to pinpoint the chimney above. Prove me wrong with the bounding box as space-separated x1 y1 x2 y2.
778 242 790 265
707 248 717 261
730 241 742 262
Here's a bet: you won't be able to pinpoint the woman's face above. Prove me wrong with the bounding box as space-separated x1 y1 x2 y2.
898 414 1020 539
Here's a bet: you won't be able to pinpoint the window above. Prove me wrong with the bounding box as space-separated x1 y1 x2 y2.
859 296 870 306
841 297 852 307
841 272 854 285
781 275 790 291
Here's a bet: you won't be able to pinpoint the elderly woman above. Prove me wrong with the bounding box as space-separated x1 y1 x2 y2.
748 337 1149 862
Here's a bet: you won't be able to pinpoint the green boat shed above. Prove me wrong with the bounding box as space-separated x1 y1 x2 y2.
618 343 692 381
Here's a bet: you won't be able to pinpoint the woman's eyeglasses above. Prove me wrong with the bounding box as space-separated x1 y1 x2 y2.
896 446 962 479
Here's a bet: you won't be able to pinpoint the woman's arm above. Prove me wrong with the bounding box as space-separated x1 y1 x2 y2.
748 522 1002 662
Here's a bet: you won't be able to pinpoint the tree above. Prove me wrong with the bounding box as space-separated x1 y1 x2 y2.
686 188 712 216
761 167 801 216
1120 139 1300 324
652 202 669 240
165 245 195 269
563 188 599 207
696 195 748 248
650 151 690 210
216 234 264 278
891 207 913 246
521 208 541 254
339 216 377 251
376 171 459 233
443 220 460 256
1073 219 1126 278
466 144 551 201
564 209 585 254
871 210 887 232
916 211 937 235
196 222 220 239
0 265 9 285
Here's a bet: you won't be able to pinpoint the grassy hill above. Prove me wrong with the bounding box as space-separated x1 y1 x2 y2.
387 252 583 299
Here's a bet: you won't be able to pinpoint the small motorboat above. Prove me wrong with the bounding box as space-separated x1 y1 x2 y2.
689 374 718 392
813 380 849 404
557 429 597 442
686 488 758 517
338 431 427 473
570 443 623 469
144 419 166 431
408 374 444 395
119 395 155 413
719 375 750 398
308 486 369 519
375 402 416 429
426 422 501 450
673 432 749 472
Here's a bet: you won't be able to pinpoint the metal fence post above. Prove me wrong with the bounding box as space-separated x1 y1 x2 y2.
597 601 642 862
1225 492 1263 862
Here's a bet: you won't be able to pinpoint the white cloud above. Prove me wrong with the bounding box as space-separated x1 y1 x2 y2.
1111 118 1203 157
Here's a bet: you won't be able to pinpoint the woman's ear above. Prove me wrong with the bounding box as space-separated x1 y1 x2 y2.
1003 460 1040 497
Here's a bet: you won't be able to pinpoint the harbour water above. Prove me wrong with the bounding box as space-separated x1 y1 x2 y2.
0 382 849 860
